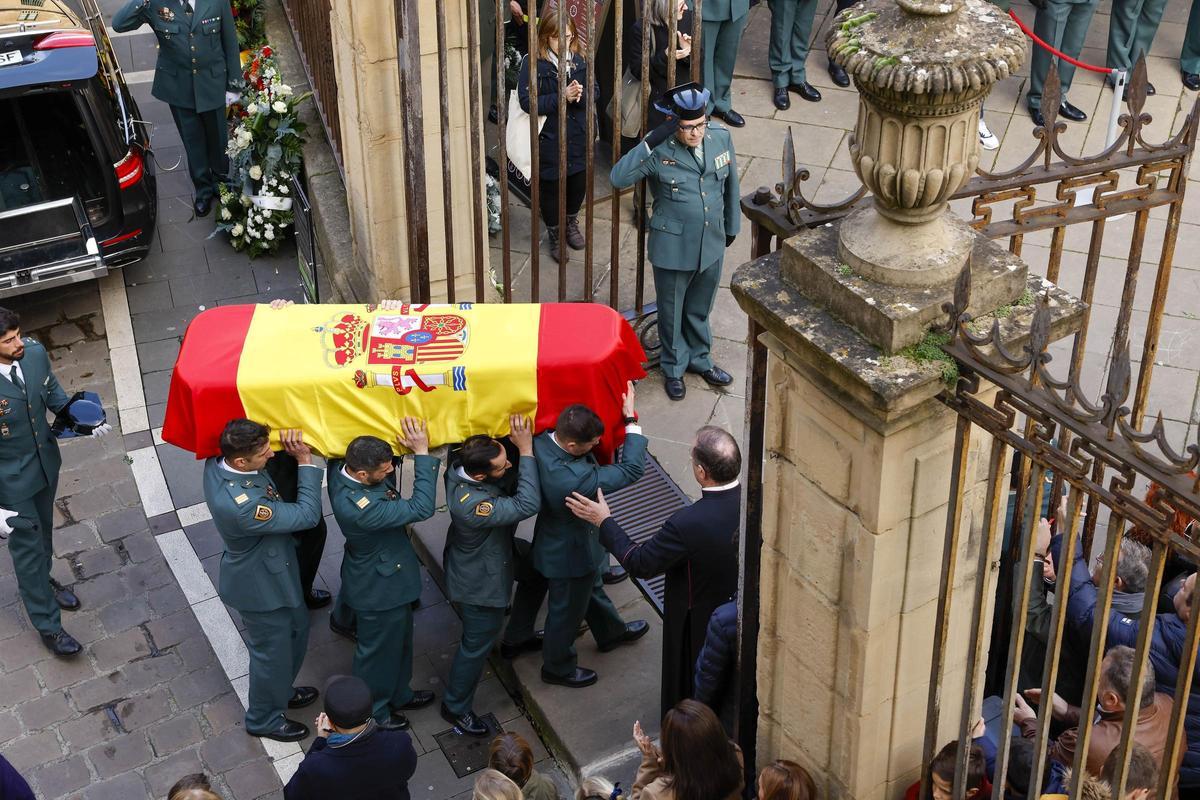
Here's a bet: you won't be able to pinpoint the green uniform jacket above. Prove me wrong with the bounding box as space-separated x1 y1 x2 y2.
702 0 751 21
204 458 323 612
443 454 541 608
610 125 741 271
327 456 440 611
530 431 648 580
112 0 241 113
0 339 69 506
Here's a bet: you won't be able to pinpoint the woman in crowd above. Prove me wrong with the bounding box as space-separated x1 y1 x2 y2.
621 0 694 153
517 12 598 262
489 731 560 800
630 699 743 800
757 760 817 800
474 768 525 800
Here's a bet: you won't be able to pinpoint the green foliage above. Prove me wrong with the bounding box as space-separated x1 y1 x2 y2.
836 263 853 277
1018 288 1036 306
897 330 960 389
233 0 267 51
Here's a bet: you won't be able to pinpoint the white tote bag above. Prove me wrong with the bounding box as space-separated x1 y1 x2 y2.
505 57 548 184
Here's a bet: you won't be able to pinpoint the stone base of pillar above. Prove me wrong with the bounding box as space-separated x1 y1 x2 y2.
780 221 1029 354
837 207 975 288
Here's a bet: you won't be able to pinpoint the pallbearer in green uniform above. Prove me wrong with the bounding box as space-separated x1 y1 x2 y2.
440 415 541 736
1025 0 1097 126
610 82 739 402
1108 0 1166 94
767 0 823 110
204 421 323 742
701 0 751 126
327 420 440 730
112 0 241 217
503 385 650 688
1180 0 1200 90
0 308 110 658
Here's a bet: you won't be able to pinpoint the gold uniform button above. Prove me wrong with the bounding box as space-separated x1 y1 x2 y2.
193 69 198 74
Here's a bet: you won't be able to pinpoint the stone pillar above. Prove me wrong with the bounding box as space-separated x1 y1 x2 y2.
329 0 486 302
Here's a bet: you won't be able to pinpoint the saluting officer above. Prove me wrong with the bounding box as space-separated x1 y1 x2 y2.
610 82 739 402
327 420 439 731
503 386 649 688
112 0 241 217
204 420 323 742
441 415 541 736
0 307 110 658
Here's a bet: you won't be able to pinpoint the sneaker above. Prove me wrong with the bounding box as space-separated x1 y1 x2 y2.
978 117 999 151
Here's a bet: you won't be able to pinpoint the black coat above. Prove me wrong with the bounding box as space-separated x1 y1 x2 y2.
625 10 695 130
517 52 598 179
693 599 737 735
283 728 418 800
598 485 739 719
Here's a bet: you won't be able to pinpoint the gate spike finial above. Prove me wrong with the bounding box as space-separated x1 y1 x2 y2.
1027 291 1052 365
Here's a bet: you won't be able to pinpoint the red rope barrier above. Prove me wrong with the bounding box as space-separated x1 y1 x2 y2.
1008 9 1114 74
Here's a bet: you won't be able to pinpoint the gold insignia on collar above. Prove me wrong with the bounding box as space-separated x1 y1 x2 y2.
475 501 493 517
242 479 254 488
253 504 273 521
234 493 249 505
355 496 370 509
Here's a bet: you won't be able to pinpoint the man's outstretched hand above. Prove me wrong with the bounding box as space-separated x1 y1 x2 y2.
565 487 611 526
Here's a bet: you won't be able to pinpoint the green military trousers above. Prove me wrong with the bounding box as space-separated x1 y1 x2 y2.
767 0 820 88
8 482 60 635
241 604 310 733
355 604 415 722
169 104 229 204
1108 0 1168 74
540 568 629 679
653 259 722 380
1184 0 1200 75
443 603 507 716
1027 0 1100 110
702 15 750 114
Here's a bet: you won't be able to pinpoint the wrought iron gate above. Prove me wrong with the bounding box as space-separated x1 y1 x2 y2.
740 60 1200 800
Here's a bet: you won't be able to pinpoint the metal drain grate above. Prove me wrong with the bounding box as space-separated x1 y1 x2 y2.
604 451 691 617
434 713 504 778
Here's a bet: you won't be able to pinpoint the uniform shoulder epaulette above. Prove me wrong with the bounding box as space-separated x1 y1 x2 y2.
224 479 253 506
707 119 727 132
354 493 371 510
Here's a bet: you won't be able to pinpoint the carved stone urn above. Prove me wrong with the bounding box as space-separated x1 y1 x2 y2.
826 0 1024 287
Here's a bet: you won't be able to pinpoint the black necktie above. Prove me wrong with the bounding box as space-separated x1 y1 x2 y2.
182 0 192 14
9 368 24 394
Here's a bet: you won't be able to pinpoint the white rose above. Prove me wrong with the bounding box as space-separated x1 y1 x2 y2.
249 165 263 181
246 103 259 115
231 224 244 236
220 208 232 220
280 170 291 179
265 229 275 241
278 84 293 96
272 101 288 114
280 184 289 195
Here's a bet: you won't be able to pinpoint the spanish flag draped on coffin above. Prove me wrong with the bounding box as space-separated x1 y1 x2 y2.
161 302 648 460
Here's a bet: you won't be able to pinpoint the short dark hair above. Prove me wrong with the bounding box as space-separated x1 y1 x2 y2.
461 435 504 476
488 731 534 786
1005 736 1047 800
0 306 19 335
219 419 270 461
693 426 741 483
1102 645 1157 709
930 741 986 794
556 404 604 444
1101 742 1158 794
345 435 393 473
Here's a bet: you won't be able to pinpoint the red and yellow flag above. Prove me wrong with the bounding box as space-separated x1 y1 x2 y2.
162 302 647 460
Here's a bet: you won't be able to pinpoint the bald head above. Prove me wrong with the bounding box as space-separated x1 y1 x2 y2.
692 426 741 486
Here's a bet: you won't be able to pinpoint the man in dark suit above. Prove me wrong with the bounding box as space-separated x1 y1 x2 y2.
565 425 740 718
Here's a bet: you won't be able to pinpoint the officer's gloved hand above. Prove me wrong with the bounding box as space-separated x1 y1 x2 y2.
225 91 241 107
644 118 677 151
725 234 737 248
0 508 18 537
90 423 113 438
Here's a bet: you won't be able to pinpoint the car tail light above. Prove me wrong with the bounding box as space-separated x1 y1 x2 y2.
34 31 96 50
114 149 144 190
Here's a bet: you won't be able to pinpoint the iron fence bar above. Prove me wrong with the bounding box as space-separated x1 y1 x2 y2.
666 0 678 90
1157 577 1200 800
434 0 457 302
528 5 540 301
497 0 512 302
1067 219 1106 383
395 0 431 303
636 0 651 314
280 0 342 171
690 0 702 83
466 0 487 302
1133 195 1184 427
556 0 568 290
1045 225 1065 284
922 415 972 800
609 0 623 309
583 0 596 301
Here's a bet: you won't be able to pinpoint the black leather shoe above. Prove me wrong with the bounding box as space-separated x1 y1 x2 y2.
828 62 850 87
193 196 213 217
397 690 435 710
330 616 358 642
773 87 790 110
694 366 733 386
1184 72 1200 91
50 578 80 611
305 589 332 609
1059 100 1087 122
250 718 309 742
789 82 821 102
602 565 629 585
441 703 489 736
288 686 319 709
1029 107 1045 127
714 108 745 127
598 620 650 652
664 377 685 401
379 713 411 731
541 667 598 688
499 631 544 659
40 630 82 657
